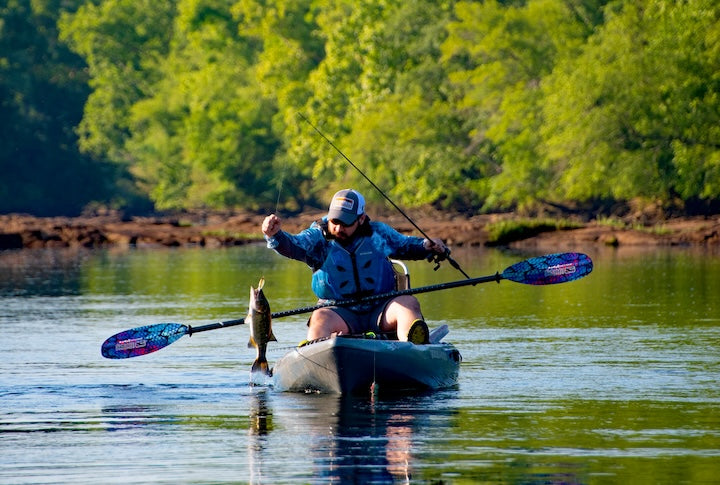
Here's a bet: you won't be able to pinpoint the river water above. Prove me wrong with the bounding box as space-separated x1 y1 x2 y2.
1 244 719 484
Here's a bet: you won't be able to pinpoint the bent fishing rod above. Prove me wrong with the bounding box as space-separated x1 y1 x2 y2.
298 112 471 279
101 252 593 359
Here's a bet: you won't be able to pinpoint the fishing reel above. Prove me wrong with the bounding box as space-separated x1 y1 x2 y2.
427 248 450 271
427 248 472 278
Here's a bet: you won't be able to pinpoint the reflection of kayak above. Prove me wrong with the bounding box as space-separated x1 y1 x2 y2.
272 327 462 395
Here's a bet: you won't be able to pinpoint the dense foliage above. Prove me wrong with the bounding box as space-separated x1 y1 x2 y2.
2 0 719 215
0 0 135 215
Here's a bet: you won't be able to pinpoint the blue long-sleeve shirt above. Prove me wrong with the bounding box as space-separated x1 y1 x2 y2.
264 219 430 272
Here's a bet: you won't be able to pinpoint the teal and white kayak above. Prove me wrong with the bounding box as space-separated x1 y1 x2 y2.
272 326 461 395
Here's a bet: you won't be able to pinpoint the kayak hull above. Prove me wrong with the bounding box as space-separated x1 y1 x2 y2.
272 336 462 395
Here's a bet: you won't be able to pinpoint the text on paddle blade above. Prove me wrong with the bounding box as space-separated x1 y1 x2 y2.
115 338 147 351
544 263 576 277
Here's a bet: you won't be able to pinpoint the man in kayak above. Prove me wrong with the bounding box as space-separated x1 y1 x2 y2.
262 189 449 345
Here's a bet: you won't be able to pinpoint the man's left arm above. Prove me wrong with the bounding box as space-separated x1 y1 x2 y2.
373 222 443 260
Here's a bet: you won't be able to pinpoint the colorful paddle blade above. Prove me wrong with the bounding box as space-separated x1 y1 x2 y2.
101 323 188 359
502 252 593 285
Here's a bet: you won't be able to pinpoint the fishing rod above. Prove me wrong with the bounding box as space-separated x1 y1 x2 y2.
298 112 471 279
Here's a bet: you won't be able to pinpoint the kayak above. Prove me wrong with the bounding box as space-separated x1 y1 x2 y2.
271 326 461 395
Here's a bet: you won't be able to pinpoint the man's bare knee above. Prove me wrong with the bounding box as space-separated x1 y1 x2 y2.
381 295 424 340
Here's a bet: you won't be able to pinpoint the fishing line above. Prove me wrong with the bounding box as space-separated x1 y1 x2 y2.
298 113 429 239
267 344 302 354
297 112 472 279
274 175 284 214
294 347 341 375
273 161 287 214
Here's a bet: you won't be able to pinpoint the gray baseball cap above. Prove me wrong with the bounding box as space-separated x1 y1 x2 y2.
327 189 365 225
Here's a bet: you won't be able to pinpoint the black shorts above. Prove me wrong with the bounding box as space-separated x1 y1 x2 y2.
312 299 392 335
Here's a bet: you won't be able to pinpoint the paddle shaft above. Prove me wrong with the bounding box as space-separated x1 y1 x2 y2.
187 251 593 335
101 252 592 358
188 272 502 335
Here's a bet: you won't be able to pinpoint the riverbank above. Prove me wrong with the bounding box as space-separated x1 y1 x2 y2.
1 211 719 250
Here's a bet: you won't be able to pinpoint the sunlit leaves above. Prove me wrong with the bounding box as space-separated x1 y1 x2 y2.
53 0 720 214
542 0 720 204
442 0 603 210
61 0 285 210
59 0 175 160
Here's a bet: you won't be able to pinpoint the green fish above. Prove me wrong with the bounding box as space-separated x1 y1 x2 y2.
247 277 276 375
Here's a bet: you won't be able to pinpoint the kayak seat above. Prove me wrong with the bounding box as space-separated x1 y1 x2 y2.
390 259 410 290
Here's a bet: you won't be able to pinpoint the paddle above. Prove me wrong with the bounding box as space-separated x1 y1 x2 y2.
101 252 592 359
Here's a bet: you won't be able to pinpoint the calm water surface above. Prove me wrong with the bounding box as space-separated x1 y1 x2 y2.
1 244 719 484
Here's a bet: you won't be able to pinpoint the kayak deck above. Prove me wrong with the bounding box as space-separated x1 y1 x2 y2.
272 333 462 395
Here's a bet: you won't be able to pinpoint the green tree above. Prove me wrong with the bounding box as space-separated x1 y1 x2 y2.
232 0 326 210
0 0 128 215
59 0 175 162
49 0 720 215
125 0 280 209
61 0 286 210
542 0 720 208
337 0 478 208
442 0 607 211
280 0 371 203
280 0 481 209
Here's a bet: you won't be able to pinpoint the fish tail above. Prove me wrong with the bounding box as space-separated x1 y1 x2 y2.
251 357 270 376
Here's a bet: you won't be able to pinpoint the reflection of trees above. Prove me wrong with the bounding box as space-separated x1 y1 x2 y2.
0 249 85 296
101 404 165 432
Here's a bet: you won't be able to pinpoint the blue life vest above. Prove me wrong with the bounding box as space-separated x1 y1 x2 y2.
311 237 397 300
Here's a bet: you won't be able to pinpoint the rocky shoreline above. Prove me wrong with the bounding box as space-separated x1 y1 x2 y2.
1 211 719 250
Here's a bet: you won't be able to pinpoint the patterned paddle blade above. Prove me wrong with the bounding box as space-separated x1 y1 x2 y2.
502 252 593 285
101 323 188 359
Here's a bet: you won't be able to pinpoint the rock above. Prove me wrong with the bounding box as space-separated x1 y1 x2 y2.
0 233 23 249
2 211 720 250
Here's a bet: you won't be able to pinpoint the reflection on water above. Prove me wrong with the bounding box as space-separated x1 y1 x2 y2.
246 389 410 483
1 246 719 483
263 391 458 484
309 395 412 482
248 388 273 483
0 248 89 296
249 388 274 437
